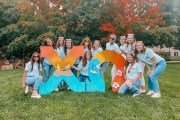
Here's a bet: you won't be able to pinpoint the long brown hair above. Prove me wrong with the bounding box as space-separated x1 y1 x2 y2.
82 51 92 67
134 41 146 61
64 39 74 55
119 36 126 46
44 38 56 49
30 52 41 71
125 53 135 74
92 40 102 50
81 37 92 50
56 37 65 48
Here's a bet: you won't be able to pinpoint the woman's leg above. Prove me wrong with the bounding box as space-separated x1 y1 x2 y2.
71 64 78 77
26 76 43 98
118 83 128 94
111 64 117 80
50 65 56 74
26 76 43 90
99 62 109 79
43 62 50 83
129 80 141 94
149 60 166 93
77 74 86 82
139 60 145 92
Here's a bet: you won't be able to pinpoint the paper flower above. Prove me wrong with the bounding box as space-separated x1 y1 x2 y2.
112 82 120 89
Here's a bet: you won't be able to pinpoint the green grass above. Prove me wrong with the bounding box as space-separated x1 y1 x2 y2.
0 64 180 120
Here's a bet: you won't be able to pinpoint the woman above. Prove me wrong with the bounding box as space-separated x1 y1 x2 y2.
118 53 142 97
119 36 127 55
72 51 92 82
135 41 166 98
55 36 65 91
81 37 92 52
124 34 135 55
56 36 65 58
63 39 79 77
43 38 56 83
22 52 43 98
126 34 146 93
91 40 103 56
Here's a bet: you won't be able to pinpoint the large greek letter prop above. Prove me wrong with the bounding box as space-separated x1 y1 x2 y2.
91 50 126 92
39 46 126 94
39 46 85 94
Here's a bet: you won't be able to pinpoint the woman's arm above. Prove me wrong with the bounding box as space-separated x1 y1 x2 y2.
129 72 142 83
22 71 28 88
151 56 156 72
72 65 80 71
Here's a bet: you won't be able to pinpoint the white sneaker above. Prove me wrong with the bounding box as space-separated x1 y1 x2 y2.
151 93 161 98
146 91 154 95
55 88 59 92
140 90 146 93
132 92 140 97
67 87 71 91
25 86 29 94
31 94 41 99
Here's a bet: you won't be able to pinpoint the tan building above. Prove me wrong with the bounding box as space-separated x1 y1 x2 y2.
151 47 180 57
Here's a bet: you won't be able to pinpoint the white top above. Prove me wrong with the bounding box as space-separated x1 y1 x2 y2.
78 60 90 76
91 47 103 56
124 44 135 55
56 46 65 58
137 48 164 65
126 62 142 79
106 42 122 54
119 44 127 51
25 62 42 77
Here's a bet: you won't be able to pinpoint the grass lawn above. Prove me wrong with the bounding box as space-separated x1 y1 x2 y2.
0 64 180 120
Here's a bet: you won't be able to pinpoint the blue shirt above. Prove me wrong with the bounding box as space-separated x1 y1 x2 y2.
78 60 90 76
25 62 42 77
126 63 142 79
137 48 164 65
56 46 65 58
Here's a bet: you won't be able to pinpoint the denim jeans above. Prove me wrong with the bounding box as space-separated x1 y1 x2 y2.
26 76 43 90
99 62 109 78
43 62 55 83
71 63 78 77
139 60 145 86
118 80 141 94
147 60 166 92
77 74 89 82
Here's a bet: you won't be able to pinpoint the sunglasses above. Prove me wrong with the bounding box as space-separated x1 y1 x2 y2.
109 37 116 40
33 55 39 58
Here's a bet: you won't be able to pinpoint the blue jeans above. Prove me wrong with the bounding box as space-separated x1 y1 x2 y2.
118 80 141 94
147 60 166 92
71 63 78 77
78 74 89 82
26 76 43 89
43 62 55 83
100 62 109 78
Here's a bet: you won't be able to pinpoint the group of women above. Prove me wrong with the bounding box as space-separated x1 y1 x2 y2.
21 33 166 99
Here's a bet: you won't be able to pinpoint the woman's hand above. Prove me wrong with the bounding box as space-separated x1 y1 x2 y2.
22 81 25 88
147 69 153 76
125 80 131 88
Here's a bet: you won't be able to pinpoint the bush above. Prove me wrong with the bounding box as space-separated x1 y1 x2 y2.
155 51 170 61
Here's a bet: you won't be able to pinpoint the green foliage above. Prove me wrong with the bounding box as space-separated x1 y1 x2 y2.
0 0 180 59
155 51 169 61
6 35 28 58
